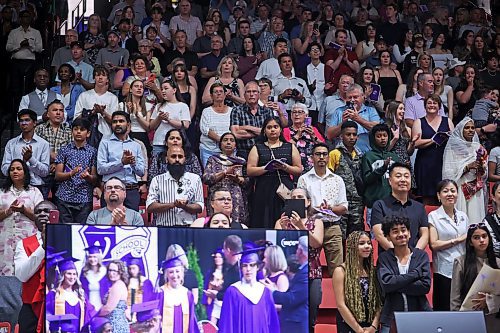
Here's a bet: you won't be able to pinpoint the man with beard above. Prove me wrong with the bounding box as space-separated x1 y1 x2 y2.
146 146 204 226
14 200 57 333
86 177 144 225
97 111 145 211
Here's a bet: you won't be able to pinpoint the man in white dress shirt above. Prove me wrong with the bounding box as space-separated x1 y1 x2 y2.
5 9 43 101
18 68 62 121
14 200 57 333
147 146 204 227
297 143 348 276
272 53 312 113
255 37 292 81
306 42 326 124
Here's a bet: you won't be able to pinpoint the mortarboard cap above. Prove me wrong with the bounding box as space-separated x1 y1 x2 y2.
234 246 267 264
46 314 78 329
58 257 80 272
161 255 184 270
85 245 104 255
125 257 142 267
131 300 160 322
46 252 67 269
89 316 110 333
211 248 224 257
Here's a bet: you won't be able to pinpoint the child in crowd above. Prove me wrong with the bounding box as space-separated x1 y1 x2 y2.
361 124 399 229
54 118 98 224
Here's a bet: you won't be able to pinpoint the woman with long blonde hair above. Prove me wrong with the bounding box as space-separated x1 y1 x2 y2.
333 231 381 333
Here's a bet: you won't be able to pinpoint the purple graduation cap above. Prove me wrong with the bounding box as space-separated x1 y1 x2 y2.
211 248 224 257
131 300 160 322
85 245 104 255
89 316 110 333
46 314 79 331
235 246 267 264
126 257 142 268
46 251 68 286
57 257 80 272
161 255 184 270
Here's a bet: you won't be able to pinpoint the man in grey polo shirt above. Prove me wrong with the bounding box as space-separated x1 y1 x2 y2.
95 30 129 85
86 177 144 226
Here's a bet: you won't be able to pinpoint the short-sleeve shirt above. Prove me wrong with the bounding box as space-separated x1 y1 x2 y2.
229 104 274 154
371 195 429 253
150 102 191 146
86 207 144 226
55 142 97 204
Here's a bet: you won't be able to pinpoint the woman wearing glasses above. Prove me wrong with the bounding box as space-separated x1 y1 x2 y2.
450 223 500 332
191 188 248 229
98 260 130 333
428 179 468 311
202 132 248 225
284 103 324 176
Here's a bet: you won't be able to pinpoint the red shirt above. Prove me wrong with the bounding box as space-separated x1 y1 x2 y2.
323 48 358 95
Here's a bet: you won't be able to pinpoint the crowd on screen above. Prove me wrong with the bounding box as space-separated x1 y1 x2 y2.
0 0 500 332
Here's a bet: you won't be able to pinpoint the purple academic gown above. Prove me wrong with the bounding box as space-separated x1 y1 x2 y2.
46 290 96 332
80 273 112 307
218 285 281 333
157 286 200 333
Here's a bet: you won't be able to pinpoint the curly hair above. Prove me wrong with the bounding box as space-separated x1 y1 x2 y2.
344 231 381 323
56 269 86 302
108 260 129 284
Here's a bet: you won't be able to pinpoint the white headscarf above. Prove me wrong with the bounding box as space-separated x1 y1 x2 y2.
442 117 481 182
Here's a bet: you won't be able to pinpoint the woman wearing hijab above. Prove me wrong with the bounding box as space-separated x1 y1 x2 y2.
442 117 488 224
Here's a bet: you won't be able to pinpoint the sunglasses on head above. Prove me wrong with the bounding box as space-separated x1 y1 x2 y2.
468 222 486 230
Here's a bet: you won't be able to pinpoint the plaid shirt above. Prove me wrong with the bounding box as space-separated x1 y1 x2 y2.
35 122 73 156
230 104 273 153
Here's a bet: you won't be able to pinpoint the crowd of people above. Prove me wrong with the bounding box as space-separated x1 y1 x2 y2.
0 0 500 332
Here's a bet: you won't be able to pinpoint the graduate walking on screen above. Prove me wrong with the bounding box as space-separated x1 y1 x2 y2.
156 255 200 333
218 247 281 333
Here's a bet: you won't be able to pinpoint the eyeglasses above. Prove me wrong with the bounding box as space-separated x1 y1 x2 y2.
213 197 232 202
291 110 305 115
468 222 486 230
35 208 51 214
105 185 125 191
310 47 320 52
177 181 183 194
313 152 328 157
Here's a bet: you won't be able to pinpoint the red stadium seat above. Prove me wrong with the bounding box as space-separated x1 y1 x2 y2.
199 320 218 333
0 322 19 333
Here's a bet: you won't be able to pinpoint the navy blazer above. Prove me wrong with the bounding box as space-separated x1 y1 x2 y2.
272 263 309 330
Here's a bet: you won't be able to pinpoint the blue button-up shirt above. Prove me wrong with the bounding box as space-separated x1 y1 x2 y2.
319 93 346 133
1 134 50 185
97 134 145 184
331 104 381 153
55 142 97 203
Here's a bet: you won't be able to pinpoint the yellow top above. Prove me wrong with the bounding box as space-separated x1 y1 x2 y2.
328 149 358 172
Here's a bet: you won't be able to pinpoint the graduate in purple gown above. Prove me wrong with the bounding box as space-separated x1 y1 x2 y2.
156 255 200 333
126 258 155 312
218 247 281 333
46 257 97 332
80 245 111 311
89 316 112 333
130 300 162 333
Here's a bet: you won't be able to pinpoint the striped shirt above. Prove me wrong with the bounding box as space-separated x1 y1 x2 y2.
146 171 204 227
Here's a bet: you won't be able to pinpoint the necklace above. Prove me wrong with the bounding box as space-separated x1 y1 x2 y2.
486 70 497 77
10 185 23 197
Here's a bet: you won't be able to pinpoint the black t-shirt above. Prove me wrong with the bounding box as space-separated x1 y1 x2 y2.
163 49 198 76
480 69 500 89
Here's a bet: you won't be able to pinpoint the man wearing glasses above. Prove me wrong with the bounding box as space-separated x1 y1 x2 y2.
297 143 347 276
192 19 217 58
97 111 145 211
86 177 144 225
1 109 50 191
146 146 204 226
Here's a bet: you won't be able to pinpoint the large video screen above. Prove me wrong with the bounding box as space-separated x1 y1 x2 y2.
45 224 308 333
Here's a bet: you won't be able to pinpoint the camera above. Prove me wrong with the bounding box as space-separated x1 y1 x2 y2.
291 89 300 97
346 101 354 109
